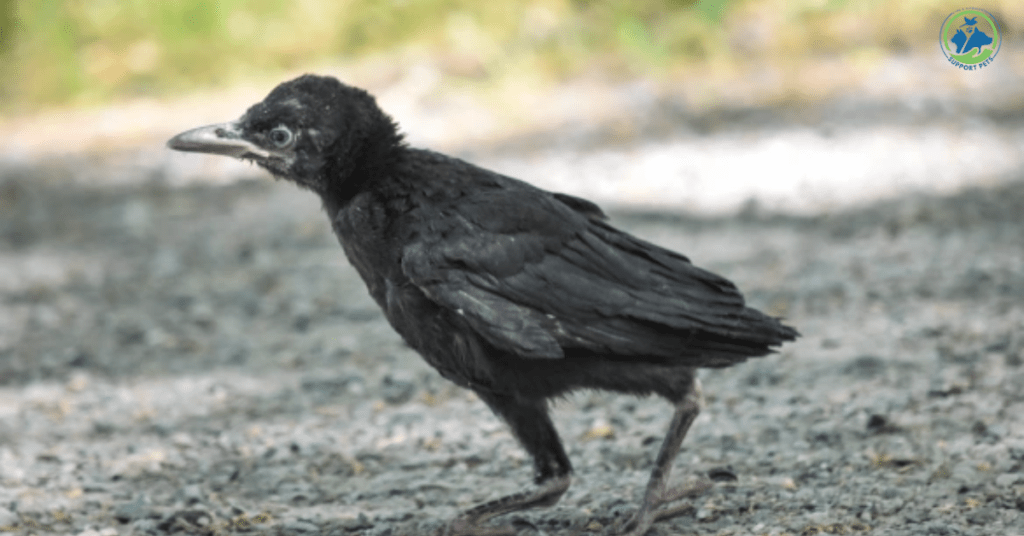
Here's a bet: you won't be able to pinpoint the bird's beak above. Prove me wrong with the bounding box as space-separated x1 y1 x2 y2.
167 121 272 160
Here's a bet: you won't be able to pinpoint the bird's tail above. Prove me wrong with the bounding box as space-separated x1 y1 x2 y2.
689 307 799 367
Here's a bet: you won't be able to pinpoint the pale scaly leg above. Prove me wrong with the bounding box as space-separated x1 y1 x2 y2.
621 378 708 536
448 393 572 536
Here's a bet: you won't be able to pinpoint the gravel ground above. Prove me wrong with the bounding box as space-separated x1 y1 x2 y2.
2 89 1024 536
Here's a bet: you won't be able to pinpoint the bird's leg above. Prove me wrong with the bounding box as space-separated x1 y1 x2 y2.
448 393 572 536
447 474 571 536
621 378 707 536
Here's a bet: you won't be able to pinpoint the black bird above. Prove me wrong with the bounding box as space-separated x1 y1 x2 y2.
168 75 798 535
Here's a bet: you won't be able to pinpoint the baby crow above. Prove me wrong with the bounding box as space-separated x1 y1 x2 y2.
168 75 798 535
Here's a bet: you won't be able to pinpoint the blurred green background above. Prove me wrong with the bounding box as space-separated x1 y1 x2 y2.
0 0 1020 113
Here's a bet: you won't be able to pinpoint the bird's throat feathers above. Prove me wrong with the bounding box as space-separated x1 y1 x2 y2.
319 117 406 210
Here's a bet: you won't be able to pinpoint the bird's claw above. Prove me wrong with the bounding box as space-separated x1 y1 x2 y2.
446 516 518 536
656 474 714 507
617 475 715 535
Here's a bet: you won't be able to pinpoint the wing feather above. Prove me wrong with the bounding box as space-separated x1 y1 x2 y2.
402 187 793 364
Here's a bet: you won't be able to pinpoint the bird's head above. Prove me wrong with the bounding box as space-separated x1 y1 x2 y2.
168 75 402 196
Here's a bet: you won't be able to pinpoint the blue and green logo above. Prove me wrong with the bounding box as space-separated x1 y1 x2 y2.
940 8 1001 70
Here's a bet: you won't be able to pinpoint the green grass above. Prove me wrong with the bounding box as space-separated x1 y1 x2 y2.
0 0 1019 112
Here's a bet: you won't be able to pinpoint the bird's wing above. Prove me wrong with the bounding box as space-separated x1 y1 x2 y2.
402 187 782 363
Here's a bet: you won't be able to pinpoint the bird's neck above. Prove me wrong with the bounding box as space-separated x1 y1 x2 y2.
320 123 406 215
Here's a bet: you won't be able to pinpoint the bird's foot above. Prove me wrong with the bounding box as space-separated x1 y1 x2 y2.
617 475 714 536
446 474 571 536
446 517 518 536
446 517 543 536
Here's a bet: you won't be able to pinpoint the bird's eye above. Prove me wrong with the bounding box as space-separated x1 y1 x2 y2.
268 126 294 148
